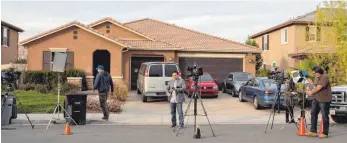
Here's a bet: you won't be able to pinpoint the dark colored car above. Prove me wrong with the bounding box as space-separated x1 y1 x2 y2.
186 73 219 98
222 72 253 97
238 77 286 110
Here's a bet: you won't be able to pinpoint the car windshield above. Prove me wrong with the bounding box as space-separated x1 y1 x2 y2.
234 74 251 81
199 74 213 81
262 79 277 88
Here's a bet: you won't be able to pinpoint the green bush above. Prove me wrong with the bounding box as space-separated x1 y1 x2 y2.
20 83 36 91
50 83 79 95
34 84 49 94
66 69 88 91
257 69 270 77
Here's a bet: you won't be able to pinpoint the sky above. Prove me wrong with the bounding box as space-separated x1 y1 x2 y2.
1 0 322 43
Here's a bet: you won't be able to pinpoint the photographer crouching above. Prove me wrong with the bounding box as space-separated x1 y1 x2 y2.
166 71 187 128
284 79 296 123
305 66 332 138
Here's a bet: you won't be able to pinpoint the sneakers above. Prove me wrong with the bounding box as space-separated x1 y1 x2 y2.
102 116 109 120
319 134 328 138
171 124 177 128
305 132 318 137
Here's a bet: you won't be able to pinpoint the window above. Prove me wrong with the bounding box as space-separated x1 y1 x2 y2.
2 27 9 46
263 79 277 88
149 64 163 77
227 74 233 80
164 64 178 77
281 28 288 44
234 73 251 81
272 61 276 69
306 26 320 42
199 74 213 82
43 51 74 71
262 34 269 51
309 26 316 41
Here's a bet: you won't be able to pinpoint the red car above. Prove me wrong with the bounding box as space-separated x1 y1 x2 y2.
185 73 219 98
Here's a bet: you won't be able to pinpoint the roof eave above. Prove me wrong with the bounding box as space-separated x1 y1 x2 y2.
250 21 311 39
1 21 24 32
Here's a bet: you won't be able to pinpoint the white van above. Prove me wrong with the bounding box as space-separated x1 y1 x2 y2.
137 62 181 102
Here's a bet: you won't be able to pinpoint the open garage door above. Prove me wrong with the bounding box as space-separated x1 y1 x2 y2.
179 57 243 86
130 56 164 90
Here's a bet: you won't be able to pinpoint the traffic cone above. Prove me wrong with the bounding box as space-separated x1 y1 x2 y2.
297 117 306 136
319 119 323 135
63 122 72 135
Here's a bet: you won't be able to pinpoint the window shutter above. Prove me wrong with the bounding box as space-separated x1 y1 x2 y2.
1 27 3 45
267 34 269 50
317 27 321 41
65 51 74 70
305 26 309 41
7 28 10 47
262 36 264 50
43 51 51 71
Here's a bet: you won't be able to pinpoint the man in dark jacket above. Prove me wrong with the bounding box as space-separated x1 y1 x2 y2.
93 65 114 120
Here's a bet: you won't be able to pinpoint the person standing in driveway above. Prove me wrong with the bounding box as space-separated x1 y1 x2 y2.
166 71 187 128
305 66 332 138
93 65 114 120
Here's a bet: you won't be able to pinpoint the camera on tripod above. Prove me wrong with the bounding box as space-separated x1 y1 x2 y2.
1 68 21 91
187 64 203 81
268 69 289 84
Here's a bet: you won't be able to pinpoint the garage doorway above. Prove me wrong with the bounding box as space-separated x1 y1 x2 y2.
93 50 111 79
179 57 243 87
130 56 164 90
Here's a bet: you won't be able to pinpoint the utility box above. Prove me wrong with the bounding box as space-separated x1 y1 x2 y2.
64 93 87 125
1 93 17 126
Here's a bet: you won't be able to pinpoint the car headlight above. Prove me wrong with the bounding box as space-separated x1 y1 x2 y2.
213 85 218 89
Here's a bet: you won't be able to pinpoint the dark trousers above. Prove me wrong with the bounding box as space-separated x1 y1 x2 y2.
170 102 183 126
285 105 294 122
310 99 330 135
99 92 109 118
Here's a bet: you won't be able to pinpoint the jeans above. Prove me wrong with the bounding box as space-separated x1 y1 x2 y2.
99 92 109 118
285 105 294 122
170 102 184 126
310 99 330 135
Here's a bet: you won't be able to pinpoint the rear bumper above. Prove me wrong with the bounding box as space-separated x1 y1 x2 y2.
187 89 218 96
143 92 167 97
330 104 347 115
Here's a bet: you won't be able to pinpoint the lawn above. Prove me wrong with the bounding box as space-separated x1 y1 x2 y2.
13 90 65 113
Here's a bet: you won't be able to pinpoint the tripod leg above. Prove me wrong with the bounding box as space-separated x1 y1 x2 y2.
265 93 278 133
46 105 58 130
60 105 79 127
13 94 34 129
197 93 216 137
176 93 194 136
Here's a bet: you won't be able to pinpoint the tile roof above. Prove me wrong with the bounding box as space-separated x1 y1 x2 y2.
124 18 260 53
19 21 126 47
119 40 180 50
1 21 24 32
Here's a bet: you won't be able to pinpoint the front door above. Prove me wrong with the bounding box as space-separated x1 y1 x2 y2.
93 50 111 80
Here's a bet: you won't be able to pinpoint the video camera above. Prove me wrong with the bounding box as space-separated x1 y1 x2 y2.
1 68 21 90
187 64 203 79
269 68 289 85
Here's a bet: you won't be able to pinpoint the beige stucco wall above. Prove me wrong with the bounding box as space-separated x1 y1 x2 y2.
254 25 297 70
26 26 124 77
92 22 147 40
1 26 19 64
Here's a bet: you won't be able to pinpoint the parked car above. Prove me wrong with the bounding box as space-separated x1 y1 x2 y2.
330 84 347 124
238 77 286 110
136 62 181 102
222 72 253 97
185 73 219 98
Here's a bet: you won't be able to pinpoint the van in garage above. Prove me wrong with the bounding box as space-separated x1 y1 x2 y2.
137 62 181 102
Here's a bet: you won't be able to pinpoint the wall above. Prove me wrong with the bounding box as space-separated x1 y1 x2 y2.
122 50 176 89
244 54 256 75
92 22 147 40
26 26 124 77
254 25 297 70
1 26 19 64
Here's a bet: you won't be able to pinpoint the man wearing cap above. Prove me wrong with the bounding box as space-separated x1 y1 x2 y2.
93 65 114 120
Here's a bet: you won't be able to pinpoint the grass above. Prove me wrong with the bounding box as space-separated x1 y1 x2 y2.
13 90 65 113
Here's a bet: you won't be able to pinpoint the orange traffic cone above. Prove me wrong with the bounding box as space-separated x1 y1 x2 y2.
63 123 72 135
319 119 323 134
297 117 306 136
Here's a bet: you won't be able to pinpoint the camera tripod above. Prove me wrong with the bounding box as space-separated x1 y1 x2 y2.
1 86 34 129
265 83 299 133
175 78 216 138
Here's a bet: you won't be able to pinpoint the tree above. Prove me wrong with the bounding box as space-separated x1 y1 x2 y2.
245 37 263 73
305 1 347 85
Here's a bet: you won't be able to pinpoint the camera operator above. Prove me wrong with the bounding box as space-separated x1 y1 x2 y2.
284 79 295 123
166 71 187 128
305 66 332 138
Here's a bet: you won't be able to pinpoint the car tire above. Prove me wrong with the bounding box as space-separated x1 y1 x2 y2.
222 85 226 93
253 96 261 110
231 88 237 97
215 94 219 98
239 91 245 102
137 88 141 95
142 93 147 102
188 93 192 98
331 115 347 124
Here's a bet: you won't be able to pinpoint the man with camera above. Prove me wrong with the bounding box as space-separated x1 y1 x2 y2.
166 71 187 128
305 66 332 138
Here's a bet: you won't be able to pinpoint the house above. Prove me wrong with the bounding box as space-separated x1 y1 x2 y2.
1 21 24 65
20 18 260 90
250 9 345 70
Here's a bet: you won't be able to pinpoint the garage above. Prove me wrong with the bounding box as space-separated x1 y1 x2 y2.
178 56 243 86
130 56 164 90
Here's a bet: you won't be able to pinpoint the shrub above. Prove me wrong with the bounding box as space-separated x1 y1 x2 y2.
87 95 123 113
257 69 270 77
66 69 88 91
13 59 27 64
20 84 36 91
34 84 49 94
50 83 79 95
113 81 129 101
